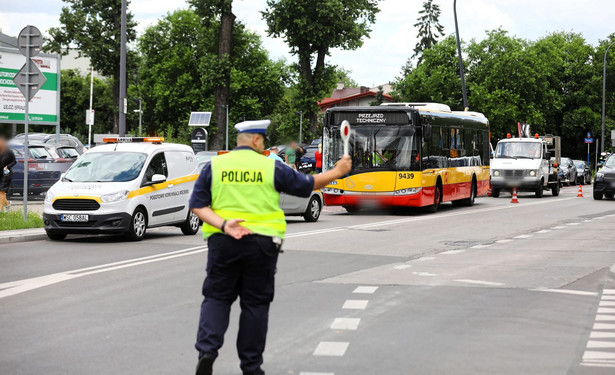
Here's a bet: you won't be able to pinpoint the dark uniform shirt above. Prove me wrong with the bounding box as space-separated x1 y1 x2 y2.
190 146 315 209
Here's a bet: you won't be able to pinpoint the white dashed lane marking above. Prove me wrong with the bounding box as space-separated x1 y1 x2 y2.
495 239 513 243
530 288 597 296
330 318 360 330
454 279 505 286
313 341 349 357
471 244 492 248
513 234 533 239
393 265 411 270
440 250 466 255
414 256 436 261
412 272 438 277
535 229 551 234
353 286 378 294
342 300 368 310
300 373 335 375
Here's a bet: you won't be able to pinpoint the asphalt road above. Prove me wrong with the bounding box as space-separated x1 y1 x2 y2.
1 185 615 374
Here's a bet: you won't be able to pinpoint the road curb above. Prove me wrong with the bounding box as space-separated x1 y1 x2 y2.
0 229 47 244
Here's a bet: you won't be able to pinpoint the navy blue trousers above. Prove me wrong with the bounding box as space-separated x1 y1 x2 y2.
196 234 279 374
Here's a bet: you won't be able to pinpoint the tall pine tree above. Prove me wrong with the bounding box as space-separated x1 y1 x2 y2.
412 0 444 63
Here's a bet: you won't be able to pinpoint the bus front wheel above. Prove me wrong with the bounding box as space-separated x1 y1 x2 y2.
426 184 442 213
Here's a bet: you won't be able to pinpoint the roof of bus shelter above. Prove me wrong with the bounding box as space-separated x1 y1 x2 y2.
318 91 395 110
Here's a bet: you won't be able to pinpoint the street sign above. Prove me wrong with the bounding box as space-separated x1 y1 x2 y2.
585 138 594 144
17 25 42 57
86 109 95 125
12 59 46 101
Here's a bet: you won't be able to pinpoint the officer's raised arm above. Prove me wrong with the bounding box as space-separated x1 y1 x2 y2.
312 154 352 190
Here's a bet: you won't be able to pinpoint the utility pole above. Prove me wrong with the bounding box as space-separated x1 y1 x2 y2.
295 111 303 143
601 40 615 154
88 66 94 148
453 0 469 110
118 0 127 136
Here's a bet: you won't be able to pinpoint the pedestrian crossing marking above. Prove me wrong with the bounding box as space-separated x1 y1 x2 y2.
313 341 349 357
353 286 378 294
331 318 360 330
342 300 368 310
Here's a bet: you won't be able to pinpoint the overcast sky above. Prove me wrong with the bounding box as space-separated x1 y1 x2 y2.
1 0 613 85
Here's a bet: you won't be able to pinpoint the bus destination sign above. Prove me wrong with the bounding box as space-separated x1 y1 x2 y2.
333 111 410 125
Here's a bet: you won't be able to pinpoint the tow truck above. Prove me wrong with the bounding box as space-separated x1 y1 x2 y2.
490 134 563 198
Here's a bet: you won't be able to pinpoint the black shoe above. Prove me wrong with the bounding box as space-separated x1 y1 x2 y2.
195 354 215 375
243 369 265 375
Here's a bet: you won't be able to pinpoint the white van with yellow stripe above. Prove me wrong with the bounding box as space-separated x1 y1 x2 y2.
43 137 200 241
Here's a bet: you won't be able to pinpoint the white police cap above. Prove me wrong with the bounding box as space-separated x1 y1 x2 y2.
235 120 271 135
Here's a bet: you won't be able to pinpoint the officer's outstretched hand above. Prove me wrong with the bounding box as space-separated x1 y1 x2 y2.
224 219 253 240
336 155 352 177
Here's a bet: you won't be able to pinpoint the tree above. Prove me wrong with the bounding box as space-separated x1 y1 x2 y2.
412 0 444 64
189 0 236 150
394 35 463 109
46 0 138 134
263 0 381 137
370 86 384 106
60 70 114 142
138 9 287 146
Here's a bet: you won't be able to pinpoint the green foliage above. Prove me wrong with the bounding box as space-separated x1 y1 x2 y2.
46 0 138 79
60 70 114 143
137 9 287 147
394 30 615 158
263 0 381 133
370 86 385 106
0 211 43 231
412 0 444 63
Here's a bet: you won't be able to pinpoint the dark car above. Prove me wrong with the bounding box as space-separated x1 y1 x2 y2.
552 157 577 186
7 144 65 196
594 155 615 200
298 145 318 174
12 133 86 154
573 160 591 185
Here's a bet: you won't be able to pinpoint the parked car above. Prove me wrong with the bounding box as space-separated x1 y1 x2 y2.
298 145 318 174
594 154 615 200
572 160 591 185
196 151 219 170
12 133 86 154
552 157 577 186
7 144 65 196
311 138 322 146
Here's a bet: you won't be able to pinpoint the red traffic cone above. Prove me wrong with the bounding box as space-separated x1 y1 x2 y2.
577 185 583 197
510 187 519 203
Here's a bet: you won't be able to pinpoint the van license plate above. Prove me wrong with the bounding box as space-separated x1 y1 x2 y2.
61 214 89 222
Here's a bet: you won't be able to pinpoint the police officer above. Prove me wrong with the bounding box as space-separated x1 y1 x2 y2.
190 120 351 375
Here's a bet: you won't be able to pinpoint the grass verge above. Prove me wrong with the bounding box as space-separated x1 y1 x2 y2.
0 211 44 231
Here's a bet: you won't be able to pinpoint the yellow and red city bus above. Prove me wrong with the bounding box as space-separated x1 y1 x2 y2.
321 103 490 212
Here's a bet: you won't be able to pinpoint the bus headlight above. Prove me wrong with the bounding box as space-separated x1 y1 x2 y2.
395 188 421 195
101 190 130 203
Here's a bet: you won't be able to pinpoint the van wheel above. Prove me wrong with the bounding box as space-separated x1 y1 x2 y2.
551 182 560 196
126 207 147 241
492 189 500 198
303 196 322 222
181 211 201 235
536 181 544 198
46 232 67 241
594 192 603 200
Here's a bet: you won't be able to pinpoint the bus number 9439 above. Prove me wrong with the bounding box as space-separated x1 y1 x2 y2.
399 173 414 179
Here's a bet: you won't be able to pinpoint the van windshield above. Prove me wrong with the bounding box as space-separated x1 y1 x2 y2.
495 142 542 159
64 152 147 182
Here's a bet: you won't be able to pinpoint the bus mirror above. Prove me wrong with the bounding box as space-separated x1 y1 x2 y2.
423 125 432 142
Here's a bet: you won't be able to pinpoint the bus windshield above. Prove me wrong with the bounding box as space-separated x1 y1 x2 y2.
323 125 418 173
495 142 542 159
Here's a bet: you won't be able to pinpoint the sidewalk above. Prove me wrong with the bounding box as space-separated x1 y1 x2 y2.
0 228 47 244
7 201 44 215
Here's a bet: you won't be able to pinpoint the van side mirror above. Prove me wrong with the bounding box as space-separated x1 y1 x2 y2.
423 124 432 142
150 174 166 185
545 152 551 159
